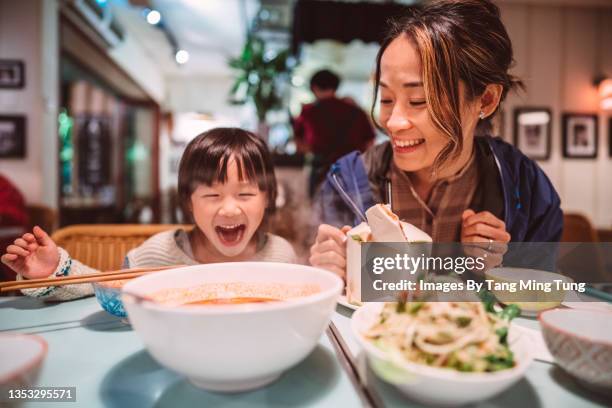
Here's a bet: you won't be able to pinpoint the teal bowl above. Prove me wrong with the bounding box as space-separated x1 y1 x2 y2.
93 281 127 318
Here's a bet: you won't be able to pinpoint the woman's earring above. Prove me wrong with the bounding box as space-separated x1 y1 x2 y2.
479 111 485 120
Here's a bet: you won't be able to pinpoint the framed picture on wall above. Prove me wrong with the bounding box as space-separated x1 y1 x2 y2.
562 113 598 159
0 60 25 89
0 115 26 158
513 107 551 160
609 117 612 158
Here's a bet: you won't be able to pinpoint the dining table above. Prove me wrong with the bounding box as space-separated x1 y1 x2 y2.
0 295 610 408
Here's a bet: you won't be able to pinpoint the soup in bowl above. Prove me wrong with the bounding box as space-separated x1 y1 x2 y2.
122 262 343 392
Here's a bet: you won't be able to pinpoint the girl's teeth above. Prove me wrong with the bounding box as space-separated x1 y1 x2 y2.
218 224 240 230
395 139 424 147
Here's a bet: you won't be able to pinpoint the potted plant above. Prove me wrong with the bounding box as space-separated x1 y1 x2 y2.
228 36 291 139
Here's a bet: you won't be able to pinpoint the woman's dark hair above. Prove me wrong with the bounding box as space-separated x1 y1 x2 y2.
178 127 277 228
310 69 341 91
372 0 524 171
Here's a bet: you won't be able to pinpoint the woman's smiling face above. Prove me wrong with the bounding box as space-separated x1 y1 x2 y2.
190 157 266 259
378 35 480 178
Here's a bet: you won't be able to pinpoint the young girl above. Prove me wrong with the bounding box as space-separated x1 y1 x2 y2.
1 127 297 301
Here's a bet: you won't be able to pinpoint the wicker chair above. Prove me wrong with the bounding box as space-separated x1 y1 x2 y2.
51 224 192 271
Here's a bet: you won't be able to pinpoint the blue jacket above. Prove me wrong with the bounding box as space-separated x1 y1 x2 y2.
316 137 563 242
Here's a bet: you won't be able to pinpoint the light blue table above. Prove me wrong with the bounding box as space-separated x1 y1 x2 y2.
0 297 364 408
1 296 609 407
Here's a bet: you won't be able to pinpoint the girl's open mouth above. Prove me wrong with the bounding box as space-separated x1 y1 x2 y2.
393 138 425 153
215 224 246 246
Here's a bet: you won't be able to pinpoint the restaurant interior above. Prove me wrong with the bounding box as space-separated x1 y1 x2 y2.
0 0 612 406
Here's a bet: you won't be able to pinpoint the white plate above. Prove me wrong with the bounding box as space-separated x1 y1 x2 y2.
338 295 359 310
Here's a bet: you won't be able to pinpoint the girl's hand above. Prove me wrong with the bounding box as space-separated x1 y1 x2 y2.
1 226 60 279
309 224 351 279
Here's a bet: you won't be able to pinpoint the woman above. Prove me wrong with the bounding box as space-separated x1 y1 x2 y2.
310 0 562 277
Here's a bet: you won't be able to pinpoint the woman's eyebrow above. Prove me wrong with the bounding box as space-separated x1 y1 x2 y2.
379 81 423 88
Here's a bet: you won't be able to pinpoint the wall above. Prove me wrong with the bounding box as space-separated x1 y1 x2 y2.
499 3 612 228
0 0 59 209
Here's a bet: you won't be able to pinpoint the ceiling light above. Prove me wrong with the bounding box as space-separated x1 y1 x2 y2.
175 49 190 65
146 10 161 25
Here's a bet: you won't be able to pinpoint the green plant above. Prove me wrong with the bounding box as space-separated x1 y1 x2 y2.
228 36 290 123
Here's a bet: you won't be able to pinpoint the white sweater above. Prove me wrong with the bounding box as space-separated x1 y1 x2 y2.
20 229 298 301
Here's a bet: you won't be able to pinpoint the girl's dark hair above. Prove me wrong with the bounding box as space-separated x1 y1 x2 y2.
178 127 277 227
372 0 524 171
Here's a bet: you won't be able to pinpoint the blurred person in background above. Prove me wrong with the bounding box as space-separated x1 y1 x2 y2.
0 173 28 285
293 69 375 198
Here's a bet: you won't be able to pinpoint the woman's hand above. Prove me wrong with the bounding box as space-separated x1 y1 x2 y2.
309 224 351 279
461 210 510 272
1 226 59 279
461 210 511 243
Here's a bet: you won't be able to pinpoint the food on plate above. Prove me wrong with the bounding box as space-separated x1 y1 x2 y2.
365 204 408 242
363 301 520 372
148 282 320 307
346 204 432 305
184 297 279 305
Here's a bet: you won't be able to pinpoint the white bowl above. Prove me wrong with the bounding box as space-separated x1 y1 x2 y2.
0 334 47 387
351 303 533 407
122 262 343 392
539 309 612 395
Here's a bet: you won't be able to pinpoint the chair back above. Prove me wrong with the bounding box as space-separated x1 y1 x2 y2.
51 224 192 271
26 204 57 233
559 213 608 282
561 213 599 242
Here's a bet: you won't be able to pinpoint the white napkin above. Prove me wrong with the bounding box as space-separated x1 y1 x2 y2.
513 325 554 363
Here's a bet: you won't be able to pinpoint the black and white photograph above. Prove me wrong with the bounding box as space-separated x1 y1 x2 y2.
0 115 26 158
513 108 551 160
563 113 598 158
0 60 25 88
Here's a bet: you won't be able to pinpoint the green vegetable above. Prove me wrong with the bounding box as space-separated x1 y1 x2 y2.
485 351 514 371
478 289 497 313
350 235 363 242
456 316 472 328
495 327 509 344
408 302 424 315
457 362 474 372
498 304 521 321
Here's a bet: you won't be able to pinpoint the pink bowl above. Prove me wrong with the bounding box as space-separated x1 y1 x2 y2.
0 334 48 388
539 309 612 395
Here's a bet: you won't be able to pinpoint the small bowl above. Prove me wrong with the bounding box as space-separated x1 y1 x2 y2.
486 268 573 315
539 309 612 395
0 334 48 388
93 280 130 318
122 262 343 392
352 302 533 407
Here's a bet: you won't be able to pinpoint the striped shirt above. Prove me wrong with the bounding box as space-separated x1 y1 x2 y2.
389 152 479 242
